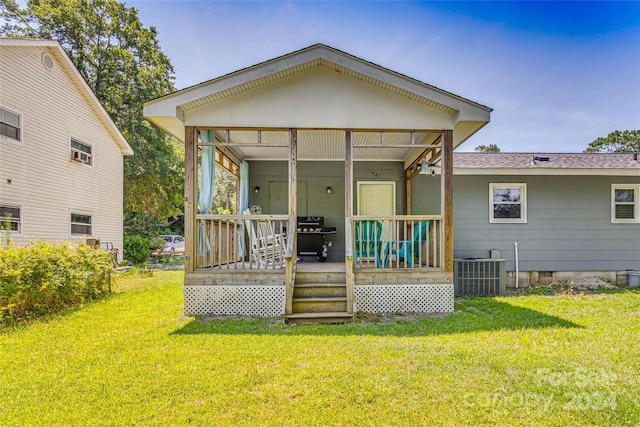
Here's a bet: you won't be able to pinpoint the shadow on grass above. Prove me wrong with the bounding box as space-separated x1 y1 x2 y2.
171 297 582 337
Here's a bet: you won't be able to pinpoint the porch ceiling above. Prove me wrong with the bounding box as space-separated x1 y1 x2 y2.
218 129 442 162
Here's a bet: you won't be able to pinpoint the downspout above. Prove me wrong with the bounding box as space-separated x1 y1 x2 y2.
514 242 519 288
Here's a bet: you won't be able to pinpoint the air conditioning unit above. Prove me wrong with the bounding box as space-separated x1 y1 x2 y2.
71 150 90 164
454 258 506 296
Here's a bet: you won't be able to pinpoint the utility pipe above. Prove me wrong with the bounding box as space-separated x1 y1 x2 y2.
514 242 519 289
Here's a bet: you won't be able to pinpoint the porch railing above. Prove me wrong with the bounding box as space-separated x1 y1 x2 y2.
195 214 289 270
352 215 443 270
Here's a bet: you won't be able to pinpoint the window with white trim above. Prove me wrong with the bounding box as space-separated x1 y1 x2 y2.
612 184 640 223
490 183 527 223
0 204 21 232
0 107 21 141
70 213 92 235
70 139 93 165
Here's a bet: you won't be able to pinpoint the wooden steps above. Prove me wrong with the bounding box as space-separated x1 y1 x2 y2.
285 271 353 325
286 312 353 325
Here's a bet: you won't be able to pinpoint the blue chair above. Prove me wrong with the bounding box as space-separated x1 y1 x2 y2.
354 220 382 268
385 220 430 267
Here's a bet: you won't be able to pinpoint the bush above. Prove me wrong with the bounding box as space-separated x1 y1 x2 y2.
0 241 115 324
123 235 151 265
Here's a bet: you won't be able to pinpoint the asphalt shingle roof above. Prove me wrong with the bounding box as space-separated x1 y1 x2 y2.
453 153 640 169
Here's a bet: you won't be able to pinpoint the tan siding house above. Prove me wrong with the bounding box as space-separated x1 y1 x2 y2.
0 39 132 257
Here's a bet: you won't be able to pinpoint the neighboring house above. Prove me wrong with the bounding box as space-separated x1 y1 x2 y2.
415 153 640 285
0 39 133 258
144 44 492 323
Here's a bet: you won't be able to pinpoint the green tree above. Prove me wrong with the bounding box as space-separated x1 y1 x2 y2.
0 0 184 220
474 144 501 153
584 130 640 153
213 168 237 214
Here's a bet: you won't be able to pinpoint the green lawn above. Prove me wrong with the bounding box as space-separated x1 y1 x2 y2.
1 271 639 426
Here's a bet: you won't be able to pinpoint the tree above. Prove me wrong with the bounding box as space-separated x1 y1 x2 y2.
475 144 501 153
584 130 640 153
213 168 238 214
0 0 184 220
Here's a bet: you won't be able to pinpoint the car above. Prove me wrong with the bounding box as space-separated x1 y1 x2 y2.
159 235 185 255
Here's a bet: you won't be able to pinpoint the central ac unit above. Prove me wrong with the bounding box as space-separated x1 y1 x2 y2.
454 258 506 296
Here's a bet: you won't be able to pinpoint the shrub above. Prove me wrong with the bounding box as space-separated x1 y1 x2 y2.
123 235 151 265
0 241 115 324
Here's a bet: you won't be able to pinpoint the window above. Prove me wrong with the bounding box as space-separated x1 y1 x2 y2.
70 139 92 165
0 107 21 141
0 204 21 232
612 184 640 223
70 213 92 235
490 183 527 223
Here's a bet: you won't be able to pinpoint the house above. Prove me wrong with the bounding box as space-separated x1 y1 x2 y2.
144 44 491 323
0 39 133 258
417 152 640 287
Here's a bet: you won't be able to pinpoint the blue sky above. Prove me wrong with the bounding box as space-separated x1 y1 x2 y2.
130 1 640 152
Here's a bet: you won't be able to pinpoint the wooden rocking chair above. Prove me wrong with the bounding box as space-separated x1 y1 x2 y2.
243 210 285 268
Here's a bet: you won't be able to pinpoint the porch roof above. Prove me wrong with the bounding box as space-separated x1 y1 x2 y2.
144 44 491 162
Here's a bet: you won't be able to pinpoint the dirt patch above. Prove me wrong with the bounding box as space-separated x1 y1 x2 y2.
511 277 619 296
353 311 447 324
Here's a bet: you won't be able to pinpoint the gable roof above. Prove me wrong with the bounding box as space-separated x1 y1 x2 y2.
451 153 640 176
0 38 133 156
144 44 492 150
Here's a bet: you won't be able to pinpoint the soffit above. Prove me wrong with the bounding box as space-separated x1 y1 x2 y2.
213 129 441 161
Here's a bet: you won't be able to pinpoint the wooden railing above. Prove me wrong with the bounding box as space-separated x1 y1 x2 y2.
195 214 289 270
352 215 443 270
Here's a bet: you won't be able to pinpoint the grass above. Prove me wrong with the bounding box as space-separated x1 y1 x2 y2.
1 271 639 426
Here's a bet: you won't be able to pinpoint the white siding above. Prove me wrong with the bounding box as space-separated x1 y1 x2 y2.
0 45 124 258
185 68 455 130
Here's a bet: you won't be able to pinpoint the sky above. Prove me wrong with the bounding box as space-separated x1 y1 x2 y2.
129 1 640 153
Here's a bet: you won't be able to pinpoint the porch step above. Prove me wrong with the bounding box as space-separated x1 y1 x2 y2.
292 296 347 313
285 312 353 325
295 271 347 285
293 283 347 298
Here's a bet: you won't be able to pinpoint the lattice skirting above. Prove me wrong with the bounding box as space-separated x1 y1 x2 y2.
354 284 454 313
184 286 285 317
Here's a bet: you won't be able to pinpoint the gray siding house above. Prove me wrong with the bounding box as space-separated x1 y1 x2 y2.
416 152 640 285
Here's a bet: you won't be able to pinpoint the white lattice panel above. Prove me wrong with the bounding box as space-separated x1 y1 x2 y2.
184 286 285 317
354 284 454 313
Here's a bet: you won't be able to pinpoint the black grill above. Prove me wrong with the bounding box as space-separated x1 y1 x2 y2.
296 216 336 262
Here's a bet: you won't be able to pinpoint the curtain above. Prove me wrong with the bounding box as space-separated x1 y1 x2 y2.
199 130 215 255
239 161 249 213
238 161 249 254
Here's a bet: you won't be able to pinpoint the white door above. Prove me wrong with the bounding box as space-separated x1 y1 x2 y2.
357 181 395 240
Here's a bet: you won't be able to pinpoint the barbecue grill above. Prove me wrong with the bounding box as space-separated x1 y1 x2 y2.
296 216 336 262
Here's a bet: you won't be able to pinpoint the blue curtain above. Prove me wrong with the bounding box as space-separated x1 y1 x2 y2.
238 161 249 254
239 161 249 213
199 130 215 255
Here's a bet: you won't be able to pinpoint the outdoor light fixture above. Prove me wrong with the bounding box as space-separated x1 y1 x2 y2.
254 186 260 194
418 160 438 176
326 187 332 194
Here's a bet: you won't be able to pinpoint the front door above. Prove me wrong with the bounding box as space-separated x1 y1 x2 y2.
357 181 395 241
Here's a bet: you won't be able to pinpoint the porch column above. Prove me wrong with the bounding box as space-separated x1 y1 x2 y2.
184 126 197 273
285 128 298 315
441 129 454 272
344 129 354 314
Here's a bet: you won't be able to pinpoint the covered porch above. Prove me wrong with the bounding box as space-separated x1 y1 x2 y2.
143 44 491 323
